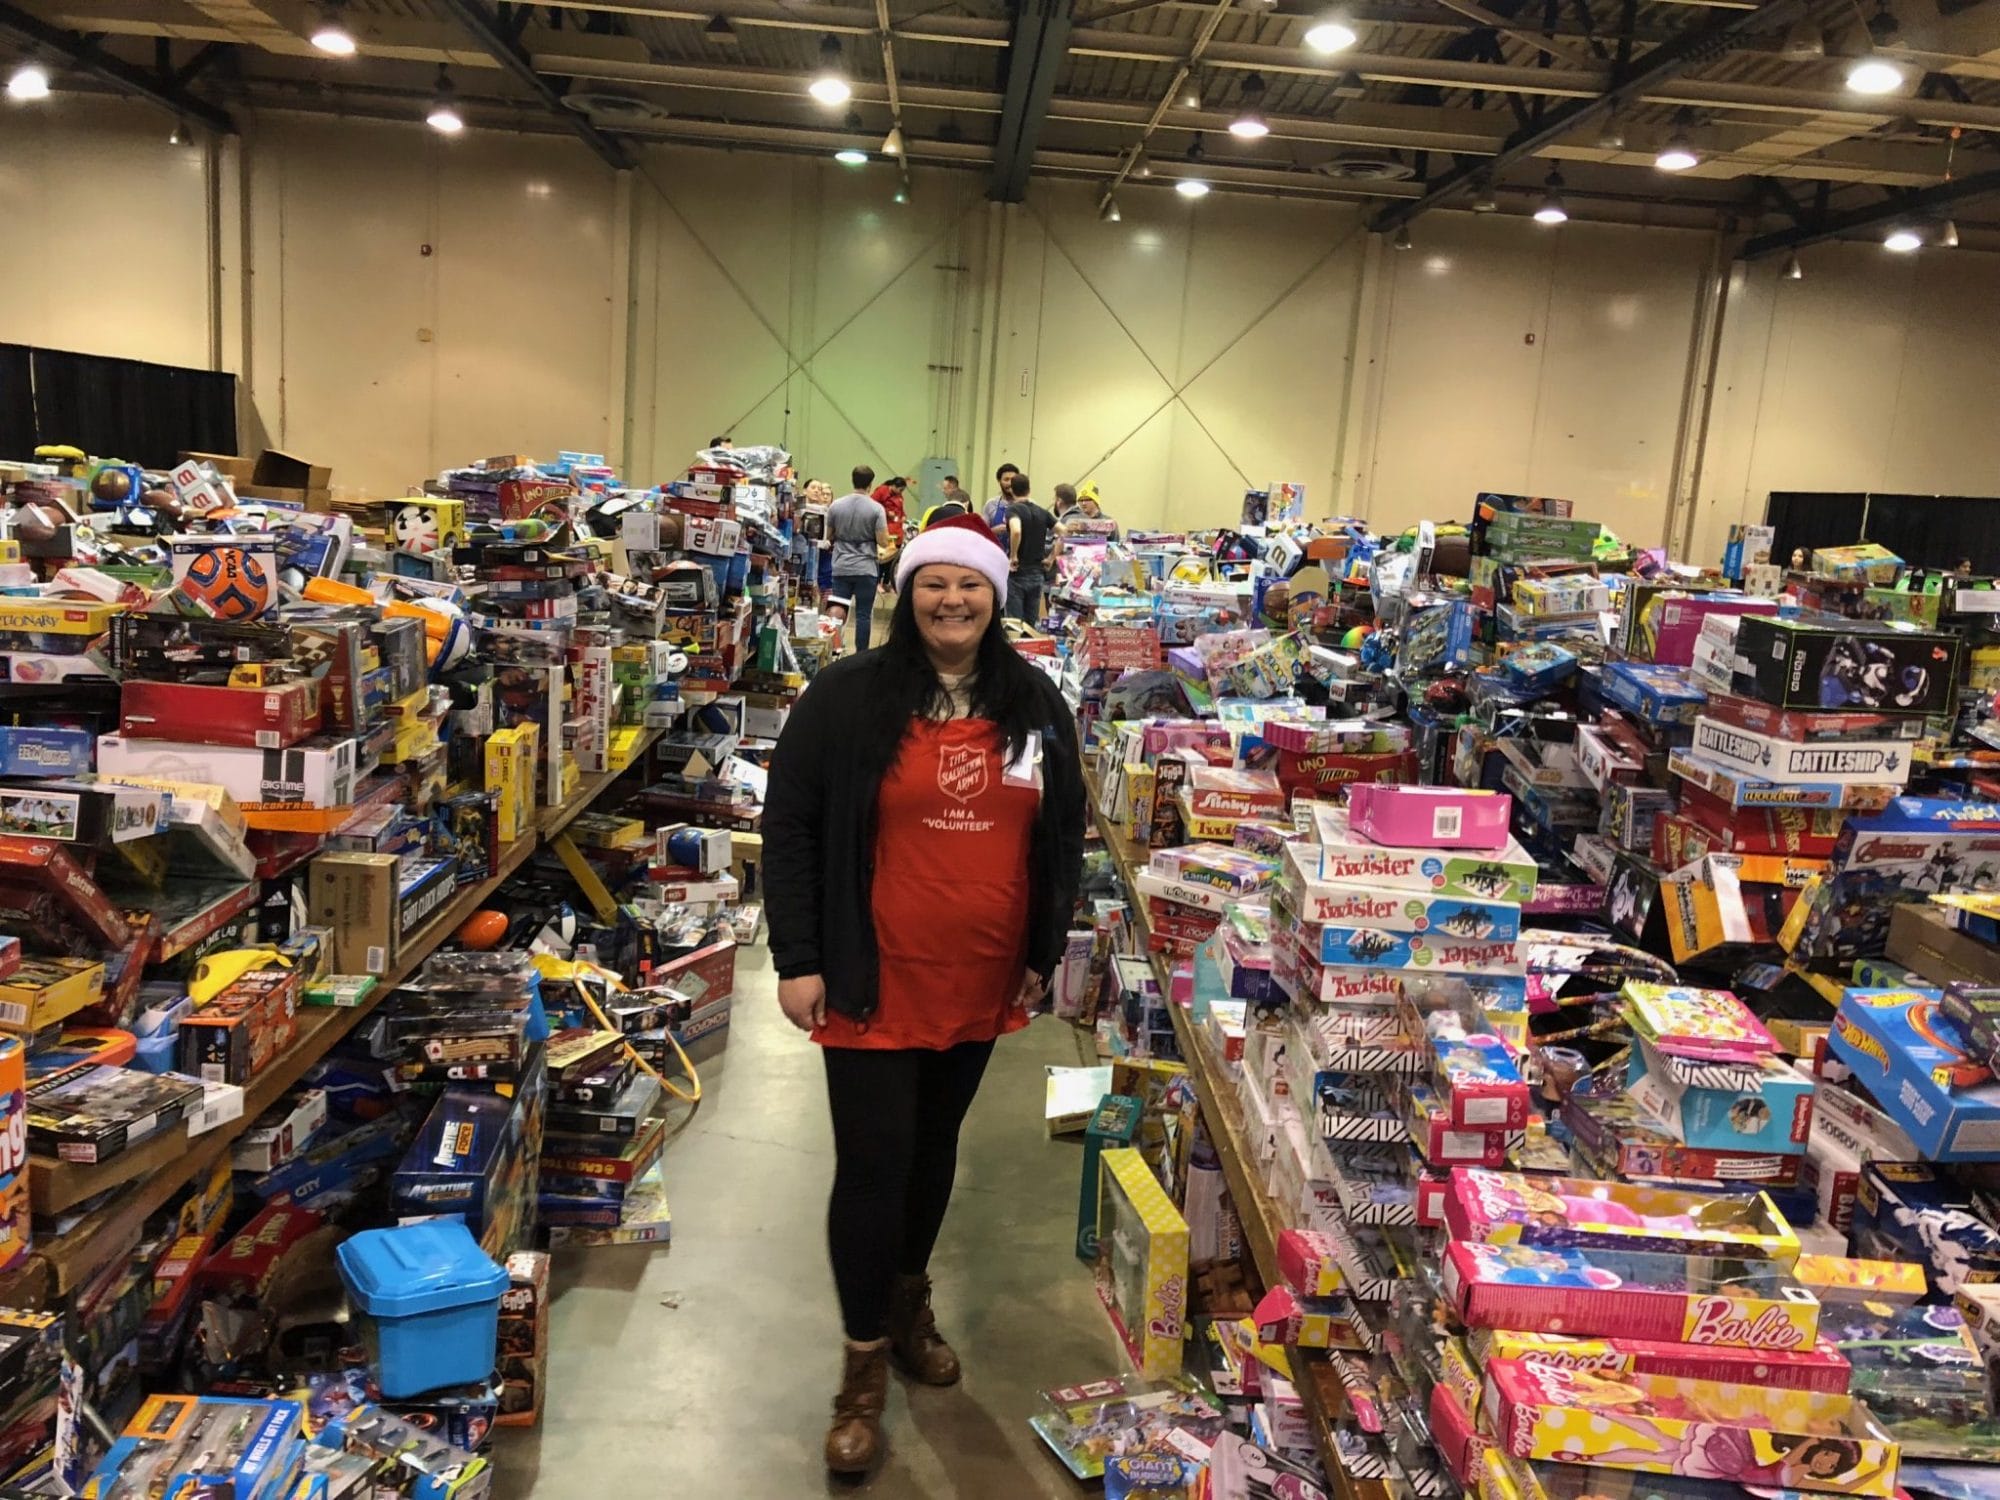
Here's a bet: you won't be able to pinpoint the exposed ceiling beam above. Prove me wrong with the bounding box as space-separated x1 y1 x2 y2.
873 0 910 193
1097 0 1234 201
1740 164 2000 252
0 0 235 128
1429 0 1592 64
989 0 1075 200
1370 0 1795 231
430 0 633 168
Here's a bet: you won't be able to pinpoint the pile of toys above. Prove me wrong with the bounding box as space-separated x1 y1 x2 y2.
1033 488 2000 1498
0 433 824 1488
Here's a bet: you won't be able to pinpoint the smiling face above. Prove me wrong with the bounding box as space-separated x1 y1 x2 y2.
910 564 994 664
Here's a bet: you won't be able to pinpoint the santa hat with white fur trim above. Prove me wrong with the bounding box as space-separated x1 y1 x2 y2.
895 512 1011 600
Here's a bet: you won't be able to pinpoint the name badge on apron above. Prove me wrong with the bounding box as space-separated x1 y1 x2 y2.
1003 730 1044 792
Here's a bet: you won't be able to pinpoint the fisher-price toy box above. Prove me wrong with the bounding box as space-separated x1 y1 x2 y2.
1481 1358 1900 1496
1095 1147 1188 1379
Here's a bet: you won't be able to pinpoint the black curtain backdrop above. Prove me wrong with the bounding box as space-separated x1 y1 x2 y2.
0 344 236 470
1765 491 2000 576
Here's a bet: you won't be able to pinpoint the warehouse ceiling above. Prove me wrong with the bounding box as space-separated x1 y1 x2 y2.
7 0 2000 245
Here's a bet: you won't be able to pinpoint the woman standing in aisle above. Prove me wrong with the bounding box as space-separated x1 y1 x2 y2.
763 513 1086 1476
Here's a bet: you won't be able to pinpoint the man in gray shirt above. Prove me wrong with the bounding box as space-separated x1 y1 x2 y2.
828 464 893 651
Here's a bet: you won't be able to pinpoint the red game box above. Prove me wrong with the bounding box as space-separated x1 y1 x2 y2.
120 678 323 749
0 835 131 948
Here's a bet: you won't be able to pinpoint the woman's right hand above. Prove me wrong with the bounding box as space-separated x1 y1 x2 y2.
778 974 827 1032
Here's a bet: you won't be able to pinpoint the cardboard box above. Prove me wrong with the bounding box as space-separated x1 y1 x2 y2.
179 967 302 1084
309 853 399 976
0 779 170 845
0 725 94 778
95 734 358 811
232 1088 330 1174
0 834 132 947
1689 718 1913 788
497 1250 550 1427
1887 902 2000 991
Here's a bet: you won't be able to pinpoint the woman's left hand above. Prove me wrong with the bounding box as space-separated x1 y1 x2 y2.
1015 970 1047 1010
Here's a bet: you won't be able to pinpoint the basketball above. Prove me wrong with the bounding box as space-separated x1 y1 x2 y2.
178 545 273 620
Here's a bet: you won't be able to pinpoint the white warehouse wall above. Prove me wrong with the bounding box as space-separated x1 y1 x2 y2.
8 100 2000 547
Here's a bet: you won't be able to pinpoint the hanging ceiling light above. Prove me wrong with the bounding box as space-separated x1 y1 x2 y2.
1304 12 1358 54
1938 217 1960 248
426 66 463 133
1230 74 1270 139
1779 17 1826 58
310 2 356 56
1781 250 1804 280
1186 131 1207 164
1845 55 1908 94
6 61 50 100
1533 169 1568 224
894 185 910 204
1130 145 1153 179
705 14 738 41
1596 114 1626 151
1179 72 1202 110
882 124 904 156
809 34 851 106
1175 178 1211 198
1469 183 1498 212
1882 221 1923 252
1866 1 1901 46
834 147 868 165
1391 225 1413 251
1655 110 1700 172
169 118 191 146
1099 193 1122 222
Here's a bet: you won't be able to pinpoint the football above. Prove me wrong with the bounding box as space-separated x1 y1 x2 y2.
178 545 273 620
393 503 441 555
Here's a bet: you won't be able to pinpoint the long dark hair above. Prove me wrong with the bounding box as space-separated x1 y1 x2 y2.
856 583 1048 779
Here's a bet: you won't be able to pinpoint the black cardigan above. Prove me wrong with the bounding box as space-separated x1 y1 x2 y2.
762 650 1086 1021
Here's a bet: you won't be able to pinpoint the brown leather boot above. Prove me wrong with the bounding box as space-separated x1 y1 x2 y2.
824 1339 889 1474
887 1273 962 1386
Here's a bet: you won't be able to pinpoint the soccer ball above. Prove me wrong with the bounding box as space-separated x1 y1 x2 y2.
393 503 441 555
178 545 273 620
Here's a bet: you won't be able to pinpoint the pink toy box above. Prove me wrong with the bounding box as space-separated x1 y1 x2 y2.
1348 784 1513 851
1482 1359 1900 1496
1470 1327 1851 1395
1445 1168 1801 1262
1441 1240 1822 1350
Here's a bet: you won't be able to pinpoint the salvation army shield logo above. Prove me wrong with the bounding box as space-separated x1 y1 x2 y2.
938 743 988 804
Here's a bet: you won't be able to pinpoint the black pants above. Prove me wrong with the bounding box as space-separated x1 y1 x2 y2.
823 1040 995 1341
833 573 879 651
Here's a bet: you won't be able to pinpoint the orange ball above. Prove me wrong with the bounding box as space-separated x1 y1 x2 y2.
455 910 509 949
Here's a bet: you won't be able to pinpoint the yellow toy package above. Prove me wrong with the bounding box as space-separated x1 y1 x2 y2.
1095 1148 1187 1379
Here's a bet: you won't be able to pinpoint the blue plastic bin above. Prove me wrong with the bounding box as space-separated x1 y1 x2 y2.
336 1220 509 1398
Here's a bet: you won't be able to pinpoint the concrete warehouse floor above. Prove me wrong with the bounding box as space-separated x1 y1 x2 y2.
494 944 1122 1498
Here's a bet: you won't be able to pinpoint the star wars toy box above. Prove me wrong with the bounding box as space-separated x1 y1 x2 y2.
1732 616 1963 717
84 1395 306 1500
1480 1359 1900 1495
1827 988 2000 1161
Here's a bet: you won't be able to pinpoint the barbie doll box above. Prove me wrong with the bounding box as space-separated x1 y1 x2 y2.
1470 1327 1850 1394
1096 1148 1189 1379
1444 1168 1802 1263
1441 1239 1823 1351
1481 1358 1900 1495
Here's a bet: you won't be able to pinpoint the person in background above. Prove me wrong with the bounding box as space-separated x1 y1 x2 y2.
871 475 910 537
1003 472 1056 625
1051 483 1079 523
764 512 1085 1477
921 476 971 528
828 466 894 652
710 434 734 450
1074 481 1120 542
982 463 1020 530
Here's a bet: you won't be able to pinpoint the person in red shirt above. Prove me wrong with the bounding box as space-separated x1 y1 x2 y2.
870 475 909 536
763 513 1085 1476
